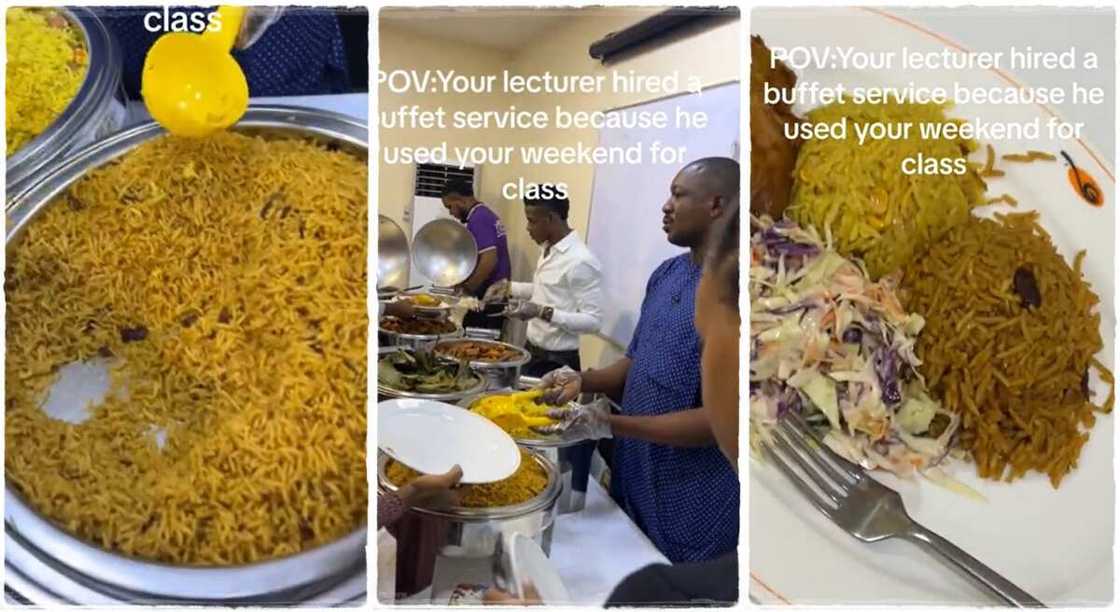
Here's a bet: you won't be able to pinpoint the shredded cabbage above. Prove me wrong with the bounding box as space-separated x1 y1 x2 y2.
750 215 961 480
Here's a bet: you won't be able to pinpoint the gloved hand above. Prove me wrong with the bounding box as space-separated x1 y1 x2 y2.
507 301 544 320
482 279 512 304
536 366 582 405
235 7 284 49
532 397 613 441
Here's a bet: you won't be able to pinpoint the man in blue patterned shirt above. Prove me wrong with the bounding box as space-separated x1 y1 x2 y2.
542 157 740 563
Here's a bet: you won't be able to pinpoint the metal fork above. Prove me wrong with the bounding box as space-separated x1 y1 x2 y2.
762 411 1045 608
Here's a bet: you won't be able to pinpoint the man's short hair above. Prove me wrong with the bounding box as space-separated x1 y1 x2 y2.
524 194 570 221
441 179 474 199
684 157 739 200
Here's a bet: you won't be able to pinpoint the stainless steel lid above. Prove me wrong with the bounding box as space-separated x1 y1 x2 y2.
5 107 369 602
7 7 123 198
378 215 410 292
412 218 478 287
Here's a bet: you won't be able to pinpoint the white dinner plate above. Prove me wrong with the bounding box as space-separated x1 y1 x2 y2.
378 398 521 484
508 533 570 605
395 292 455 316
752 7 1115 606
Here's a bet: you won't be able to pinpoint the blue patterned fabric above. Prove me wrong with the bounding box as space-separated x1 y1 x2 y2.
99 6 351 99
611 253 740 563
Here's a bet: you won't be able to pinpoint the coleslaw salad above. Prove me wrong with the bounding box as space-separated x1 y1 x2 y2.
750 215 963 481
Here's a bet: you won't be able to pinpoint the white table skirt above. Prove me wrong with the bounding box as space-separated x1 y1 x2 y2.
381 477 668 605
549 477 669 605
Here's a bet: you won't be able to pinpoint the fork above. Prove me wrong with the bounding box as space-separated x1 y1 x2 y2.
762 411 1045 608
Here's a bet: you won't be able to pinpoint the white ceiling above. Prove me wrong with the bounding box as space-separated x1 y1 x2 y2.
380 8 577 53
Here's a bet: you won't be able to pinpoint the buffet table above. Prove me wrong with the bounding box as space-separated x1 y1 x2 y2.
381 478 669 605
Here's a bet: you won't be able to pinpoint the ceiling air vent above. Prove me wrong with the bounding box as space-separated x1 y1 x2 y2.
414 163 475 198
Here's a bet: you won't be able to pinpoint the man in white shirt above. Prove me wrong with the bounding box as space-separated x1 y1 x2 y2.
485 194 604 377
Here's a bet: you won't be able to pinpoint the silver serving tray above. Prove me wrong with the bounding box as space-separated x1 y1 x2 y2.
5 107 368 603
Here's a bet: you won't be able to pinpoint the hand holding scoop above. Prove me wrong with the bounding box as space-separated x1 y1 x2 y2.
141 6 249 137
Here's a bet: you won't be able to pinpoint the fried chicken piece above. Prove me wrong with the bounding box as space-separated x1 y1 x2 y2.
750 35 801 218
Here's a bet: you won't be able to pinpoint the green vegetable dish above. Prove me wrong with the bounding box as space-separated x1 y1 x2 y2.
378 349 482 394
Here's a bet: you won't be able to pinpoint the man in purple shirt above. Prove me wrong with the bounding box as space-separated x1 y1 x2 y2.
441 179 512 330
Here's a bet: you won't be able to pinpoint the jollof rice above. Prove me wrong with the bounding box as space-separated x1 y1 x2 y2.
900 211 1113 487
6 8 88 155
385 450 548 508
6 132 368 564
788 100 987 278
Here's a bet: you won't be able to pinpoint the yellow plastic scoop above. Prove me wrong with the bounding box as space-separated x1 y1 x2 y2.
141 6 248 137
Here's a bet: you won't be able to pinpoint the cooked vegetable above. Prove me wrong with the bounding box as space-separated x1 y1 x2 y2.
378 349 480 394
